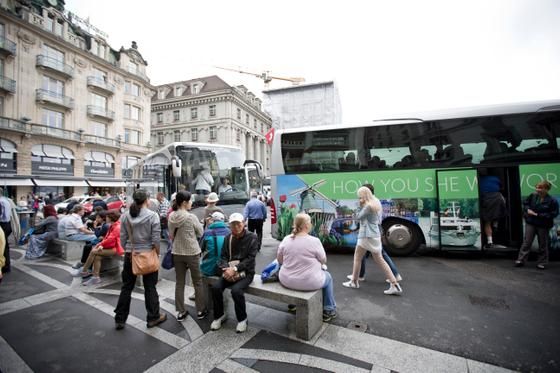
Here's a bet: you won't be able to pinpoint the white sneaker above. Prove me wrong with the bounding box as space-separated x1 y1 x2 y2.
71 267 83 277
385 274 403 283
346 274 365 281
342 280 359 289
210 315 227 331
384 283 403 295
236 319 248 333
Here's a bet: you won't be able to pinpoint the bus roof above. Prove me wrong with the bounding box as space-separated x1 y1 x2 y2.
145 142 243 158
274 99 560 135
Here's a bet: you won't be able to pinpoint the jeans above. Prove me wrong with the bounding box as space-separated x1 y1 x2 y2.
322 271 336 313
114 253 161 323
211 275 254 322
359 248 399 278
65 234 98 242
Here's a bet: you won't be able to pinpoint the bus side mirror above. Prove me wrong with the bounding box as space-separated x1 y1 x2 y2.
171 157 182 177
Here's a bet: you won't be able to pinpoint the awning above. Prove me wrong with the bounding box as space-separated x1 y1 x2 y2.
0 177 34 186
87 180 126 187
0 138 17 153
33 179 88 187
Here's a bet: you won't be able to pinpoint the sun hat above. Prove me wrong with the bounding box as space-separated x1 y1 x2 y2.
229 212 244 223
206 192 219 203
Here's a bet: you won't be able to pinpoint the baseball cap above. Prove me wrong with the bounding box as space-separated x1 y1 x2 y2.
229 212 244 223
211 211 225 221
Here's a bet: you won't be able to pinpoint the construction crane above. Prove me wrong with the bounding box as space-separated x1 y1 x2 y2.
215 66 305 88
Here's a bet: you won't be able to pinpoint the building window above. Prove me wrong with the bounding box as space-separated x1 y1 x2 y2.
92 122 107 137
175 86 183 96
191 107 197 119
210 126 217 140
43 44 64 63
173 110 180 122
156 112 163 124
236 129 241 142
158 89 166 99
41 109 64 128
192 84 200 94
174 130 181 142
90 93 107 109
209 105 216 117
124 104 141 121
125 129 141 145
42 75 64 96
90 39 106 58
125 81 140 96
45 14 63 36
254 118 257 129
128 61 137 74
157 132 164 145
92 68 107 81
237 108 241 120
245 114 249 125
261 123 264 133
0 97 4 116
191 128 198 142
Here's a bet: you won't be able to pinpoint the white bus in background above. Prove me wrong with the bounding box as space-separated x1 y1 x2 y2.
269 100 560 256
131 142 264 208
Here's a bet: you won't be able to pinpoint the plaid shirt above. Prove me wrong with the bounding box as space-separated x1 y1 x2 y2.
158 198 170 219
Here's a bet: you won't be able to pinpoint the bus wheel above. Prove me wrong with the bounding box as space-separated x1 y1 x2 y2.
382 219 421 256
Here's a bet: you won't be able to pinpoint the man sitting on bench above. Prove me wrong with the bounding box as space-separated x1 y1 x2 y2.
58 205 97 243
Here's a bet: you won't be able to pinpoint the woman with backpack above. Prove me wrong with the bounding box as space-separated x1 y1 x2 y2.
168 191 206 321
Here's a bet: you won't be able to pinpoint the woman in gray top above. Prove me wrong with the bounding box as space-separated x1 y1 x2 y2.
114 189 166 330
25 205 58 259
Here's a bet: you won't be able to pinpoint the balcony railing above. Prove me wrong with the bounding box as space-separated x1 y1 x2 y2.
36 89 75 110
36 55 74 78
87 105 115 121
82 133 120 147
87 76 115 94
0 117 81 141
0 75 16 94
0 36 16 56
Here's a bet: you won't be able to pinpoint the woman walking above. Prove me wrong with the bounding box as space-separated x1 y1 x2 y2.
168 191 207 320
277 213 337 321
343 186 402 295
114 189 166 330
515 180 559 269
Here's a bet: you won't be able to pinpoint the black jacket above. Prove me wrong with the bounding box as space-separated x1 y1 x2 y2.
218 229 258 276
523 193 559 229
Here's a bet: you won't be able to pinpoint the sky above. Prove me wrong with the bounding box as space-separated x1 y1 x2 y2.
67 0 560 123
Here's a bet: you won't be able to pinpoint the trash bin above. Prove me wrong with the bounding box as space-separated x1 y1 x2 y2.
18 210 31 233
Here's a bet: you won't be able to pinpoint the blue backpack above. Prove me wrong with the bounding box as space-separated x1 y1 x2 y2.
200 230 222 276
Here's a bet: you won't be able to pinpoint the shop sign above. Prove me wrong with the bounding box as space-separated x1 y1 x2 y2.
85 166 114 177
32 161 73 175
0 159 15 172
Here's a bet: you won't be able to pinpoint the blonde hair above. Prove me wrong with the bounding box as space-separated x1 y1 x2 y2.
536 180 552 191
357 186 382 213
291 213 311 238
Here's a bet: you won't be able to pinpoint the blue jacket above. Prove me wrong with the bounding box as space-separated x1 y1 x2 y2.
523 193 559 229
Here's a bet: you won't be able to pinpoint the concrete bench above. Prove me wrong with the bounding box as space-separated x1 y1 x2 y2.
205 275 323 341
47 239 85 261
100 256 122 274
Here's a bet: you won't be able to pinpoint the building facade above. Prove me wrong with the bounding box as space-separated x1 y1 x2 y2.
151 76 272 174
0 0 153 200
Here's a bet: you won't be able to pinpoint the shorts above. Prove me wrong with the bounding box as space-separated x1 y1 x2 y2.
357 237 382 254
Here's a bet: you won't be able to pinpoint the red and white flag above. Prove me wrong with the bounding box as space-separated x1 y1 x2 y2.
265 128 275 145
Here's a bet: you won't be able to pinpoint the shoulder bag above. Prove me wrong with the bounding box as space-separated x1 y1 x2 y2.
125 218 159 276
161 227 177 270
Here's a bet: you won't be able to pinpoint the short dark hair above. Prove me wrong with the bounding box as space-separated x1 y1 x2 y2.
363 183 374 194
71 205 84 213
106 209 121 222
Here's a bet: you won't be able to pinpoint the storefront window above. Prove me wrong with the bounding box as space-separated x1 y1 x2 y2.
0 138 17 173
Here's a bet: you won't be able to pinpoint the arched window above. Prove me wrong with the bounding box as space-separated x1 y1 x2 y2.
84 151 115 177
31 144 74 175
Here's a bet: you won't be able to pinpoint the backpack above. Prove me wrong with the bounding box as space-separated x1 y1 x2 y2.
200 230 221 276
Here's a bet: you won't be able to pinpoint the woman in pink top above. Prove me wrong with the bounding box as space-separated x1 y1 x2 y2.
277 213 337 322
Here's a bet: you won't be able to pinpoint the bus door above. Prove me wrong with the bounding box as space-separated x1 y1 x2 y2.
435 169 482 251
243 160 264 194
477 167 522 250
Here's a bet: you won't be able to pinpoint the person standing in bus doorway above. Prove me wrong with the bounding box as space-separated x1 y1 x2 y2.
343 186 402 295
479 172 507 249
243 191 267 252
515 180 559 269
193 165 214 196
347 184 403 284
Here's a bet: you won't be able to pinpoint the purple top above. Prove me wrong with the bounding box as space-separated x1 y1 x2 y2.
277 234 326 291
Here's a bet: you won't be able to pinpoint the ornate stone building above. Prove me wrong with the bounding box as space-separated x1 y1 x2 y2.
151 76 272 174
0 0 153 200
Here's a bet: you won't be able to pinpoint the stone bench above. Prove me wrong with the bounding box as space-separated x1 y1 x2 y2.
205 275 322 341
47 239 85 261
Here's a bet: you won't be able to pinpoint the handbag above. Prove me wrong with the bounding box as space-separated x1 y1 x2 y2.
125 219 159 276
224 235 245 282
161 228 177 270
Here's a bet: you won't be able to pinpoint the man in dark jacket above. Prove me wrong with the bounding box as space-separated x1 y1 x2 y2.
210 212 258 333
